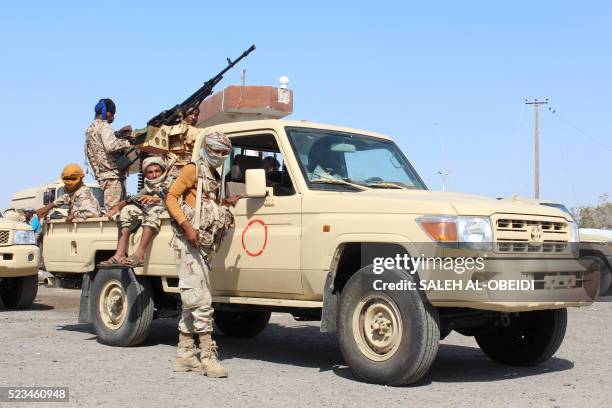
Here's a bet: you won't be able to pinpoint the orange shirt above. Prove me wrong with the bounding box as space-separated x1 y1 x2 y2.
166 163 197 225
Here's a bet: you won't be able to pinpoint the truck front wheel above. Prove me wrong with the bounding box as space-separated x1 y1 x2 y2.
214 310 271 337
0 275 38 309
475 308 567 366
90 268 154 347
337 267 440 385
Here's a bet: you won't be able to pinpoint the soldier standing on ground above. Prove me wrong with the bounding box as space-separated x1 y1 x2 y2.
85 98 133 209
165 131 241 378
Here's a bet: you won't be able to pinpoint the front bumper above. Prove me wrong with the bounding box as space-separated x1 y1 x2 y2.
0 245 39 278
423 257 597 312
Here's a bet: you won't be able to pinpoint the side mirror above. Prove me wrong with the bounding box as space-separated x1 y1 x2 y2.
245 169 267 198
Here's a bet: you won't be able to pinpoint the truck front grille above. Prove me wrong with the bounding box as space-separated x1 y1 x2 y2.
497 239 568 253
0 230 10 245
492 214 570 254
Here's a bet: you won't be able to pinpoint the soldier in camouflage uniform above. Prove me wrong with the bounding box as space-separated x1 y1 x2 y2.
162 106 201 183
166 131 241 378
36 164 102 222
101 157 169 267
85 98 133 210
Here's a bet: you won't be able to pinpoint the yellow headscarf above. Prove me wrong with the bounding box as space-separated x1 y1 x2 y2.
61 163 85 192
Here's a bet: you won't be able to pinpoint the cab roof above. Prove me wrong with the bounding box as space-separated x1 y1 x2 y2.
201 119 394 142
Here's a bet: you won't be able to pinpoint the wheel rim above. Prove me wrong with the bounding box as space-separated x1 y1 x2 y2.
352 293 403 361
99 279 128 330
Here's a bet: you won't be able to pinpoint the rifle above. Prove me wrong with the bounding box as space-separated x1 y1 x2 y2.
147 44 256 127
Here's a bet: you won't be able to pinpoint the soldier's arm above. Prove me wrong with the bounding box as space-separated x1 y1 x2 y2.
166 164 200 247
166 164 196 226
36 202 56 218
100 124 131 153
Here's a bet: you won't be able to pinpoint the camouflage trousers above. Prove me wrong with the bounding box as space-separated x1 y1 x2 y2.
173 235 214 335
119 204 164 233
99 178 126 210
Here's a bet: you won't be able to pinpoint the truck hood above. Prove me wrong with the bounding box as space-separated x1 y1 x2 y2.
306 189 572 220
0 219 32 230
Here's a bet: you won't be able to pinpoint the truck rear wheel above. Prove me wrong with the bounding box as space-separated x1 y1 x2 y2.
214 310 271 337
475 309 567 366
337 267 440 385
0 275 38 310
90 268 154 347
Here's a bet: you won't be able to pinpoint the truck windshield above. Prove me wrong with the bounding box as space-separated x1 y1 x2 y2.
285 127 426 191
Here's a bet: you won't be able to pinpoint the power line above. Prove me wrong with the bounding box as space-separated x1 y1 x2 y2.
545 105 612 151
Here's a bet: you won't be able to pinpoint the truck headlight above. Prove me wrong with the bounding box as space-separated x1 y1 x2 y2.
417 216 493 249
569 222 580 243
13 230 36 245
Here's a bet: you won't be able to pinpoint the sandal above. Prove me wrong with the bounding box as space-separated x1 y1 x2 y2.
99 256 124 267
120 254 145 268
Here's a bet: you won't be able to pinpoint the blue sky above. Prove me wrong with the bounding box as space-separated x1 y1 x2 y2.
1 1 610 209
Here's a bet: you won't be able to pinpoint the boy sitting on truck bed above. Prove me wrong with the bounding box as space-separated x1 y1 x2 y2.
101 157 168 267
36 164 102 223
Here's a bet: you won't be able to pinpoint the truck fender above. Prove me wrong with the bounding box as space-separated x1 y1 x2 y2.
78 271 97 324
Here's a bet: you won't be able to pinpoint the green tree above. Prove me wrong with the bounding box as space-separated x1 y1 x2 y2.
572 194 612 229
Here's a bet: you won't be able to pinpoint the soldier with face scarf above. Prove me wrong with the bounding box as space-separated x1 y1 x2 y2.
101 157 169 267
166 131 241 378
37 164 102 223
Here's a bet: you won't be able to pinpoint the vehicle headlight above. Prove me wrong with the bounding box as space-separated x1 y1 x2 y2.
417 216 493 249
13 230 36 245
569 222 580 243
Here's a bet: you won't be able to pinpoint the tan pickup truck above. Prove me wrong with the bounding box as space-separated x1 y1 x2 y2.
42 119 596 385
0 212 39 309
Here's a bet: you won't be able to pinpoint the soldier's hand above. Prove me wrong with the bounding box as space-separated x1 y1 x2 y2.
65 215 75 224
119 125 133 138
181 222 200 248
222 194 243 207
107 206 120 221
138 195 161 205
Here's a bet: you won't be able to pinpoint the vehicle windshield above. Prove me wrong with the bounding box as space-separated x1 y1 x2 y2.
285 127 426 191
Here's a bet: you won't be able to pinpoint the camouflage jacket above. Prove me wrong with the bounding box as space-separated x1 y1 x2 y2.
178 161 234 251
54 185 102 221
85 119 131 180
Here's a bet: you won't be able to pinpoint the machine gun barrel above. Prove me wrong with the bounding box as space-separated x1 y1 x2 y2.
147 44 256 127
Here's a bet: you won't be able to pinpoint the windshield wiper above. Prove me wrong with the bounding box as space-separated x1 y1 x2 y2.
311 176 370 191
366 181 410 190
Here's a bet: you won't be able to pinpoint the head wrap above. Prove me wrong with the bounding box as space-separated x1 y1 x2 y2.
201 132 232 169
94 98 116 120
142 156 167 193
61 163 85 192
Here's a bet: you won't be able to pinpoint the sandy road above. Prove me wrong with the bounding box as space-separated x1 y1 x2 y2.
0 287 610 408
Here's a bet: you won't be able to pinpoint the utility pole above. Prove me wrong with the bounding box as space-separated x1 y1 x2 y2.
525 98 548 199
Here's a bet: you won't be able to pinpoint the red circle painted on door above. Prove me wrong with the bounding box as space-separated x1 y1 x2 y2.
241 219 268 257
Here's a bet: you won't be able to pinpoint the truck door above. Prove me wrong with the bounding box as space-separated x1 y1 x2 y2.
212 132 302 296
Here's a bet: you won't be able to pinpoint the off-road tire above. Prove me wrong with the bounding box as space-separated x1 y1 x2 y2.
337 266 440 385
0 275 38 309
214 310 271 337
475 308 567 366
90 268 154 347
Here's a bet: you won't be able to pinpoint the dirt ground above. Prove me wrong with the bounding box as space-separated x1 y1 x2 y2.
1 287 610 408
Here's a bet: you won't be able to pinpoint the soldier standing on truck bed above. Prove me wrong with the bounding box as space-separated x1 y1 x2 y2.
162 106 201 183
36 164 102 222
85 98 133 209
166 132 242 378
